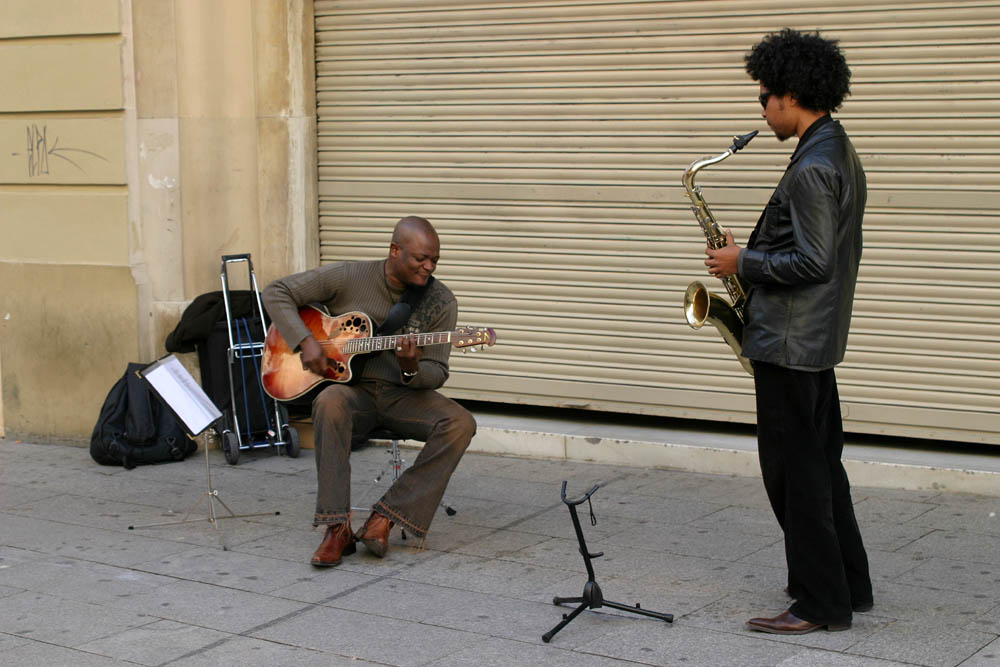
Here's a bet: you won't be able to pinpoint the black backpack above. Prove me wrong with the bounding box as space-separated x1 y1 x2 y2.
89 363 197 469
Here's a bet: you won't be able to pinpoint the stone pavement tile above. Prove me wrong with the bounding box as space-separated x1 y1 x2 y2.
859 519 939 552
961 636 1000 666
107 578 306 634
900 530 1000 565
853 487 943 504
0 481 64 509
0 555 175 605
0 632 30 653
0 640 125 666
864 581 994 628
425 635 633 666
918 491 1000 509
738 540 924 589
250 604 489 666
495 535 589 574
577 621 823 667
631 471 770 508
0 513 194 567
4 490 289 551
170 635 372 666
198 466 315 502
0 590 154 646
688 504 784 539
507 531 787 597
906 503 1000 536
21 466 201 508
895 556 1000 596
505 505 646 542
5 492 203 531
326 577 625 645
269 568 381 604
605 519 779 562
444 523 553 558
771 653 911 667
852 496 937 524
444 496 558 530
849 617 996 667
977 602 1000 634
0 584 21 598
577 489 728 526
681 590 888 652
134 545 319 594
863 548 928 581
74 618 231 665
416 518 508 554
0 544 44 568
444 473 570 508
391 550 579 598
223 525 314 562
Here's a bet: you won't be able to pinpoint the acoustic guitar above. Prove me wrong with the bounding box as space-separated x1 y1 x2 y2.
260 305 496 400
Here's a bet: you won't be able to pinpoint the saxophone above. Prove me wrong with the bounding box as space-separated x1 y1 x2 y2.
682 130 758 376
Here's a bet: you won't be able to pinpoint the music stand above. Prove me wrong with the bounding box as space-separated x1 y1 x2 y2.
127 354 279 536
542 481 673 643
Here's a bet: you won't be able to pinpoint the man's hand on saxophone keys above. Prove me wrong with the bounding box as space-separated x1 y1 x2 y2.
705 229 742 278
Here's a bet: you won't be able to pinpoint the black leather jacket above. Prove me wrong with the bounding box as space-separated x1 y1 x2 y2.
738 118 865 369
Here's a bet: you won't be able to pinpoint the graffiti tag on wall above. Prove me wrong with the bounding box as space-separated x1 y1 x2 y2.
14 125 109 177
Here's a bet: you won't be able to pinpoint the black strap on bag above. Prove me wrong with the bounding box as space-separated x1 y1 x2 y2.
377 276 435 336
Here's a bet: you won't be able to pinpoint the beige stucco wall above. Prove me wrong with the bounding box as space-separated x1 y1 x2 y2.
0 0 317 442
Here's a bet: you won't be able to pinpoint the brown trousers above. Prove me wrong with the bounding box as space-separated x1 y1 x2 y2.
311 380 475 537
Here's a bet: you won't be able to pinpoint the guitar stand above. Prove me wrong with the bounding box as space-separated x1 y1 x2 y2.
542 481 673 643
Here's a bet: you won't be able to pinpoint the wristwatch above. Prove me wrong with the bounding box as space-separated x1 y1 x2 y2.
402 368 419 378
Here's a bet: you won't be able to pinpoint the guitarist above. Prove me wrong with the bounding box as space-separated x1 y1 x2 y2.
262 216 476 567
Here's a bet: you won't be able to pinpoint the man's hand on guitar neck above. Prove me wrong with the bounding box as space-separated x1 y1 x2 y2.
395 333 422 377
300 335 328 376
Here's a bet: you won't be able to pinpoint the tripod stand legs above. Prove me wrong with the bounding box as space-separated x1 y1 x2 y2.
541 481 673 643
542 600 590 643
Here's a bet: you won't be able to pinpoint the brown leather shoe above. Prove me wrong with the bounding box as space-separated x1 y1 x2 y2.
357 512 393 558
746 609 850 635
310 522 356 567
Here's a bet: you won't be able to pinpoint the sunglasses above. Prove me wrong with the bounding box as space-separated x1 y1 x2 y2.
759 91 773 108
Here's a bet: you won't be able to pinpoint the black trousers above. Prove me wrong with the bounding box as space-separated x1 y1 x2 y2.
753 361 873 626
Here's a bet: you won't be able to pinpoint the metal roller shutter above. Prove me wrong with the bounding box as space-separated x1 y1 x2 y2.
314 0 1000 445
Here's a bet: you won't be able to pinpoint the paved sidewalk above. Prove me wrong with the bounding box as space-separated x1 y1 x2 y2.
0 437 998 666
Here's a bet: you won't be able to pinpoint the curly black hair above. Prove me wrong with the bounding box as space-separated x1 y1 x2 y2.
745 28 851 113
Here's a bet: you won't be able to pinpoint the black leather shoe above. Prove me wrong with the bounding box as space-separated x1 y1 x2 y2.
853 600 874 613
746 609 850 635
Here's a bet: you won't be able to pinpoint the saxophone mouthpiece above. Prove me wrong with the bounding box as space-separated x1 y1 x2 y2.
730 130 759 153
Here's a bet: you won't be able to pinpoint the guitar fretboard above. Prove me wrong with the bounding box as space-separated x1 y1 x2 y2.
341 331 453 354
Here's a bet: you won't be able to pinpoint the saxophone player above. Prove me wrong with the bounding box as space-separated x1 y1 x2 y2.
703 28 873 634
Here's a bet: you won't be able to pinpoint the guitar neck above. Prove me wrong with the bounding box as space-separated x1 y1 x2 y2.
341 331 453 354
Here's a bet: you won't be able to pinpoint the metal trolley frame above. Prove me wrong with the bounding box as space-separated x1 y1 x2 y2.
218 254 300 465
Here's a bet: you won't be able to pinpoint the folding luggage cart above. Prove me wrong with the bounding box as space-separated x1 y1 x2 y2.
218 254 300 465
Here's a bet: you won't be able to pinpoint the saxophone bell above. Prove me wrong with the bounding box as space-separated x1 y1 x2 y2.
683 281 754 376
